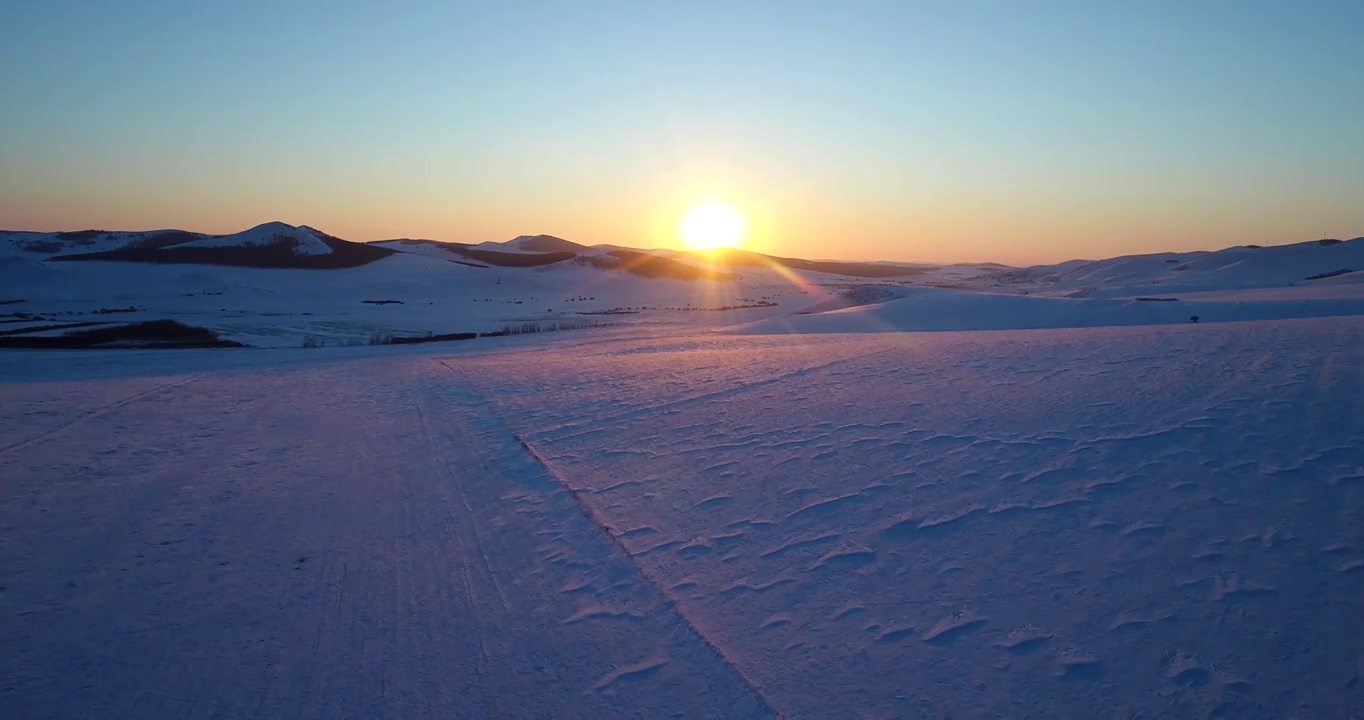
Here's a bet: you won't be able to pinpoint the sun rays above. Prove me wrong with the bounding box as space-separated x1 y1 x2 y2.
678 200 746 251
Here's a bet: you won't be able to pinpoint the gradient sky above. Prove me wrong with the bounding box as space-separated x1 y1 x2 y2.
2 1 1362 264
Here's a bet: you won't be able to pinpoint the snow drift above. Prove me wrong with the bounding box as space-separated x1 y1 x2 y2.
739 285 1364 334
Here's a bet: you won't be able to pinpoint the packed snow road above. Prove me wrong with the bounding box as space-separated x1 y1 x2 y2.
0 350 772 719
3 317 1363 718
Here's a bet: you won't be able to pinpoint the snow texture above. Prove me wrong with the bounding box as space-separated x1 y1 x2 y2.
3 231 1364 717
3 317 1364 718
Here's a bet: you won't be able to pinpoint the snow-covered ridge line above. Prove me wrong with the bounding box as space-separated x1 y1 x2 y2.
739 285 1364 335
0 221 338 257
1010 236 1364 298
4 223 1363 349
180 222 335 256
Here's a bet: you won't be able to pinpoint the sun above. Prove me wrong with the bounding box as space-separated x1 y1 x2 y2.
679 200 746 251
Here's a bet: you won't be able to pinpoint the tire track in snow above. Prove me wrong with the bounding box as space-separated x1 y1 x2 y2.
0 373 203 456
412 389 506 698
433 358 784 718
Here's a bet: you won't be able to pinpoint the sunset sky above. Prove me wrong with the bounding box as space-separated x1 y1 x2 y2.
3 1 1361 264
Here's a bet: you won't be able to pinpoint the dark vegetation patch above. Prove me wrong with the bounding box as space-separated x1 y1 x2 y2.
451 248 576 267
782 258 932 277
381 240 491 267
681 301 778 311
56 230 106 242
381 236 584 262
362 299 404 305
1306 268 1353 281
94 306 140 314
68 320 227 344
609 250 735 280
511 235 588 253
17 239 63 253
386 331 478 345
797 285 905 314
380 238 935 278
329 331 476 347
574 251 734 281
318 320 616 348
127 230 203 250
481 320 614 337
381 239 565 267
50 234 393 269
388 237 472 248
0 320 242 349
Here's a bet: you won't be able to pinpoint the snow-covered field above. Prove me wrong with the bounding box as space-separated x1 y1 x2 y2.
4 229 1364 717
3 316 1363 718
4 227 1362 348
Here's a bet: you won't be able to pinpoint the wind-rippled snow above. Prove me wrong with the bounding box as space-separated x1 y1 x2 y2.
3 317 1363 717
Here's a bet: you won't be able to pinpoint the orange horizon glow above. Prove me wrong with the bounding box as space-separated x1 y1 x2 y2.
1 185 1360 267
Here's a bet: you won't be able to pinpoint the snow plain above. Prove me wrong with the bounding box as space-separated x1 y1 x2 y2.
4 318 1364 718
4 229 1362 348
3 233 1364 718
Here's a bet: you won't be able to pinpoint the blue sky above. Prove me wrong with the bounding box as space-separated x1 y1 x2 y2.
2 0 1361 262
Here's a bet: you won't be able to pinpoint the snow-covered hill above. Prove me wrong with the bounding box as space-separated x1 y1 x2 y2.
0 222 388 268
0 228 205 257
0 222 341 258
375 236 943 278
1012 237 1364 298
176 221 335 256
742 285 1364 334
4 223 1364 347
472 234 588 254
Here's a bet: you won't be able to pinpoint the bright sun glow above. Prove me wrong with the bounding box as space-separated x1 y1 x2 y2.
679 200 746 251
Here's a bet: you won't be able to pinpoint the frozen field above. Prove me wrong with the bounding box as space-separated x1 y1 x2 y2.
5 228 1363 349
3 317 1363 718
